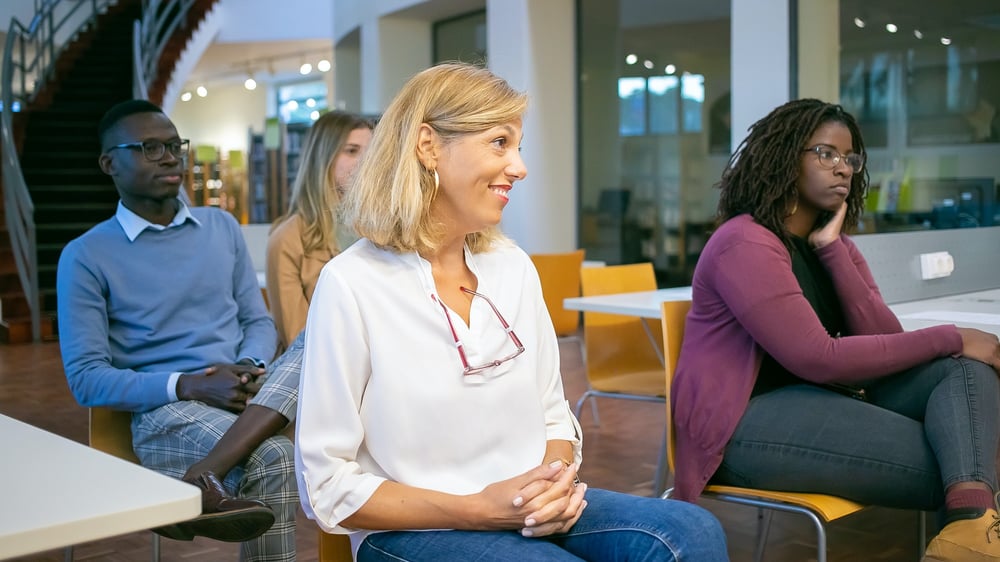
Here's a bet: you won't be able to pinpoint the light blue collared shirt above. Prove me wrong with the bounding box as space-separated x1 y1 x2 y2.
114 199 263 400
115 199 201 242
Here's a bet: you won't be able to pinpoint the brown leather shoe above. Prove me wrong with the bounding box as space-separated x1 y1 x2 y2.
153 471 275 542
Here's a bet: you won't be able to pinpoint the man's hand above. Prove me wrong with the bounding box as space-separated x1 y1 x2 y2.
176 363 265 413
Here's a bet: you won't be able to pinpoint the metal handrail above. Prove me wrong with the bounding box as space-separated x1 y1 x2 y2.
1 0 117 341
1 0 199 340
135 0 197 101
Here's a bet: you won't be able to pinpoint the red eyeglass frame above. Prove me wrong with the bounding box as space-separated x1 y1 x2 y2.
434 286 525 376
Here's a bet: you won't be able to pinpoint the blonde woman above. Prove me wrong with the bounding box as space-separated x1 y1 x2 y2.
266 110 372 349
295 63 727 561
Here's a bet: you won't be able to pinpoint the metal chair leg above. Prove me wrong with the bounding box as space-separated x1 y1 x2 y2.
151 531 161 562
63 545 73 562
918 510 927 560
753 508 774 562
652 428 668 497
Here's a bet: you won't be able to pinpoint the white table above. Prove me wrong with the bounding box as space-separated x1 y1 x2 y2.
564 287 694 364
563 287 693 319
564 286 1000 338
889 288 1000 337
0 414 201 559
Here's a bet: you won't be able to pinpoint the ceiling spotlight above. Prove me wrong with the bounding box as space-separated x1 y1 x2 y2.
940 37 952 45
625 54 637 65
305 98 316 108
913 29 923 39
310 110 320 121
196 86 208 97
854 17 865 28
181 91 192 102
664 64 676 75
287 100 299 110
244 77 257 90
643 59 654 70
885 23 897 33
299 62 312 75
317 59 331 72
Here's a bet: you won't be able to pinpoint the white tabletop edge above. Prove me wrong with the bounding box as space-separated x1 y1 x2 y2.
0 415 202 559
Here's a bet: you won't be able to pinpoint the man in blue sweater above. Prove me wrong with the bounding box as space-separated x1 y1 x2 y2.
57 100 297 561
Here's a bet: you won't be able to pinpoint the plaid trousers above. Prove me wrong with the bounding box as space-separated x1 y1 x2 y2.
132 333 305 561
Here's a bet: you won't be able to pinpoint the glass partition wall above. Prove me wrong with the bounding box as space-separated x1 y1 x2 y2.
578 0 731 286
839 0 1000 234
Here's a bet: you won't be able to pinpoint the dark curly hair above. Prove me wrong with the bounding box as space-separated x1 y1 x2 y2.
716 98 869 248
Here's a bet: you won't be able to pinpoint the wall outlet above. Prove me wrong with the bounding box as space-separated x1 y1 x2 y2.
919 251 954 280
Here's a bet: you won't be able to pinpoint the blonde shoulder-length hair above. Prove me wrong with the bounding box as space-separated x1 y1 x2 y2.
275 110 371 255
342 62 528 254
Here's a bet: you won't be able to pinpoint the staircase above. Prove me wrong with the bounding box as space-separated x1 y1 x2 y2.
16 2 141 335
1 0 219 343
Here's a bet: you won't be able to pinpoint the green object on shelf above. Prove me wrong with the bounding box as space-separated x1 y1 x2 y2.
228 150 245 171
195 145 218 162
264 117 281 149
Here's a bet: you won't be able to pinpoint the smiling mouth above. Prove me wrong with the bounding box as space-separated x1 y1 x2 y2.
490 186 510 201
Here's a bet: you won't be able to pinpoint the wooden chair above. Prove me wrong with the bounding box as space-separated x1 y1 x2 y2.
529 249 585 338
86 408 162 561
318 531 353 561
93 409 355 561
576 262 667 493
659 300 926 562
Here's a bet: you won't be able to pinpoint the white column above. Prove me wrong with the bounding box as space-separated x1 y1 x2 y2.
360 16 432 114
797 1 840 103
731 0 792 151
487 0 576 254
333 35 362 111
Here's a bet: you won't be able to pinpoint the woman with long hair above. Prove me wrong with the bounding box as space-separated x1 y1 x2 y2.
673 98 1000 561
295 62 728 562
266 110 372 349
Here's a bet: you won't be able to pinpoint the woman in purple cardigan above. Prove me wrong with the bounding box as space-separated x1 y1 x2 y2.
673 98 1000 561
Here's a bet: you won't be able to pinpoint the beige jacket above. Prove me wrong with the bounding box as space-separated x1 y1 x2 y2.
265 215 338 350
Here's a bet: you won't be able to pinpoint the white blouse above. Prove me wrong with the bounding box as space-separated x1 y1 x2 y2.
295 238 583 546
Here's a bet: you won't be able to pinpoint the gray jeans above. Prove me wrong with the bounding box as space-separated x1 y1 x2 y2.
713 356 1000 511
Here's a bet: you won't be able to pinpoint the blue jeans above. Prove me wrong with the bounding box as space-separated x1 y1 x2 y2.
357 488 728 561
714 357 999 511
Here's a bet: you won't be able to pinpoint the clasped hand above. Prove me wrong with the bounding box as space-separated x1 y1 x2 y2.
176 363 265 413
475 460 587 537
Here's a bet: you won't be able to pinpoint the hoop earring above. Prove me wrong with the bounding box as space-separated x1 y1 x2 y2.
787 200 798 217
431 169 440 200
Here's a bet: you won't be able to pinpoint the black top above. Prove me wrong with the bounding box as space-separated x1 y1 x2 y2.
752 235 847 396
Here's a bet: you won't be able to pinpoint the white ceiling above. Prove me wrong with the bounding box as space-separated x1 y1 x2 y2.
184 38 334 88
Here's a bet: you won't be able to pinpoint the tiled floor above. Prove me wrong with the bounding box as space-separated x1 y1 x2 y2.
1 337 925 561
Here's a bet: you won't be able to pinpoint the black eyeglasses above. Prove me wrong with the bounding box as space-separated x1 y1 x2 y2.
434 286 525 377
108 139 190 161
803 145 865 173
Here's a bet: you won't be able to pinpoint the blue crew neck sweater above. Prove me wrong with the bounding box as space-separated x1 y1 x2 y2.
57 206 276 412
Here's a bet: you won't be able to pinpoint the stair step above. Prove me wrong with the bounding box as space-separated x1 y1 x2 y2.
1 314 57 344
36 223 96 245
35 202 115 224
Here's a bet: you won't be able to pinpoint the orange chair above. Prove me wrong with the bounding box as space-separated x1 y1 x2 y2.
529 250 585 338
576 262 665 421
318 531 352 561
659 300 926 562
577 262 667 493
87 408 163 561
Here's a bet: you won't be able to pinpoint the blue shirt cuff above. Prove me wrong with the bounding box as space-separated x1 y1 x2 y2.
239 356 266 369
